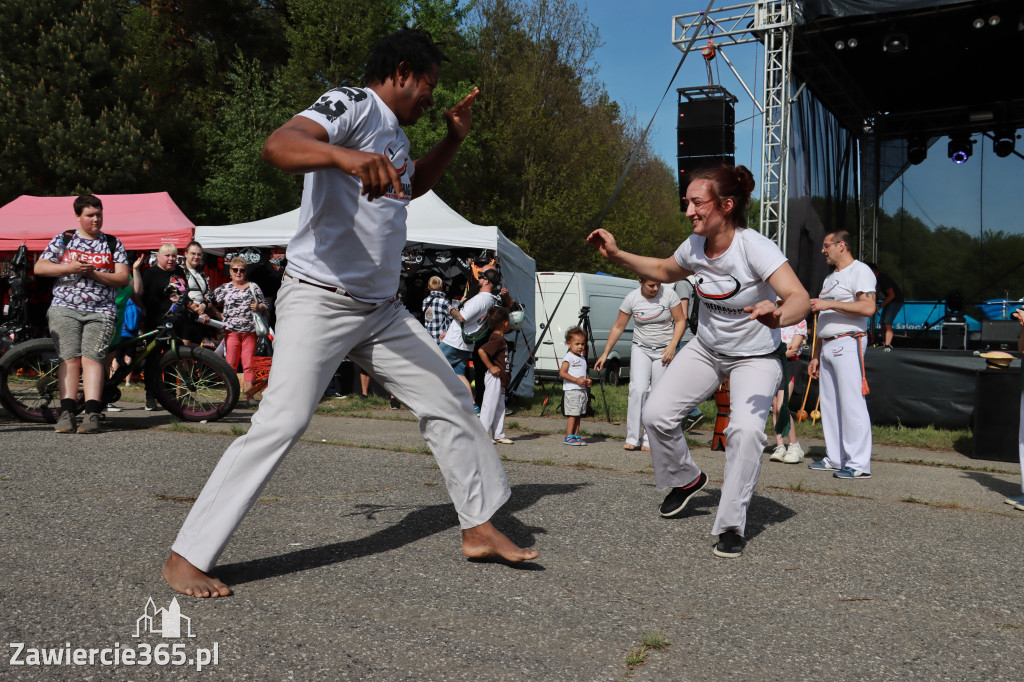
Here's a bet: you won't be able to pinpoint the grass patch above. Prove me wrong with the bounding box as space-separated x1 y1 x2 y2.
625 632 670 672
229 425 247 436
161 421 208 434
639 632 670 649
625 646 647 670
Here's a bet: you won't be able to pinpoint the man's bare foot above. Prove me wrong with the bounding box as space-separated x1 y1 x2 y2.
462 521 538 562
162 551 232 598
641 446 651 452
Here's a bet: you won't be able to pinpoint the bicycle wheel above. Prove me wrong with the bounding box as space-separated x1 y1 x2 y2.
152 346 239 421
0 338 63 423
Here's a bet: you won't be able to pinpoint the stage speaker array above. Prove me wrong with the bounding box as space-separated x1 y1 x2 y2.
676 86 737 211
980 320 1020 349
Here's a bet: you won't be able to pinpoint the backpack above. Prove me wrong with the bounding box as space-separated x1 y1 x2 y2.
121 299 141 337
460 294 501 345
62 229 118 256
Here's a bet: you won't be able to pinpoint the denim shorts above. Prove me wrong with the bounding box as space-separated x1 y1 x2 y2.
563 389 588 416
880 300 903 325
48 306 116 363
441 342 472 377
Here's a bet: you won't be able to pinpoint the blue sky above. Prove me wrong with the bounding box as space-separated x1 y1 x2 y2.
581 0 1023 237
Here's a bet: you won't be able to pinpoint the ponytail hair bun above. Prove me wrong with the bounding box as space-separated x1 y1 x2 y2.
689 164 756 227
733 165 755 198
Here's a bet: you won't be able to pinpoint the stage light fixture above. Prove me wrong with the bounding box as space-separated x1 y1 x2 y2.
948 134 973 164
989 15 1001 26
993 130 1016 158
907 136 928 165
835 40 845 50
973 17 985 28
847 37 858 48
883 32 908 54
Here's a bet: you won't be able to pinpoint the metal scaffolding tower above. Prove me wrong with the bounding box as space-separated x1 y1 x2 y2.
672 1 795 250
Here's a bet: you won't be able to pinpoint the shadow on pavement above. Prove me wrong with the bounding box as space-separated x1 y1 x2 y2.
219 482 587 586
961 470 1022 499
661 487 796 541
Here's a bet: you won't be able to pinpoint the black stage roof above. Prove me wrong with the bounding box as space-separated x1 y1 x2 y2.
791 0 1024 140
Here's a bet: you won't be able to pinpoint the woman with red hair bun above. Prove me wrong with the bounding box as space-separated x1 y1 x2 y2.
588 164 810 559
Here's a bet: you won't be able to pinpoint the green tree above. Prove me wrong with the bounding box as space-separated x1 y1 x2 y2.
198 56 301 224
121 0 291 215
0 0 161 203
434 0 686 272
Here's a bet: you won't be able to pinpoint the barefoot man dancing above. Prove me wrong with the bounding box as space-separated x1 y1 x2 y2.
163 28 538 597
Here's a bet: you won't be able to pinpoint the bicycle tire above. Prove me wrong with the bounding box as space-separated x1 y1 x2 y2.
152 346 239 421
0 338 62 423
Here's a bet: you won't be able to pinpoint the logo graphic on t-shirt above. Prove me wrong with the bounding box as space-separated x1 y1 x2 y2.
385 141 408 177
62 248 113 269
694 273 741 300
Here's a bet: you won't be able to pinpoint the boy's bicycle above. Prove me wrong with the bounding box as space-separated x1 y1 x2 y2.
0 304 239 423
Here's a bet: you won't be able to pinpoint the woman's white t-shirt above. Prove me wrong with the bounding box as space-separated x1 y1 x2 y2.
673 228 788 357
619 286 681 348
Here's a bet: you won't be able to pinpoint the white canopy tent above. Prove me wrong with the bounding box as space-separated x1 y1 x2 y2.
195 191 536 395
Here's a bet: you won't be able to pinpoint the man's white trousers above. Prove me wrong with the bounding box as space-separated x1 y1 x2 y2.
172 276 511 572
818 335 872 473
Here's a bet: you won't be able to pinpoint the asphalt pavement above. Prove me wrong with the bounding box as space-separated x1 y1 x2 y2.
1 400 1022 680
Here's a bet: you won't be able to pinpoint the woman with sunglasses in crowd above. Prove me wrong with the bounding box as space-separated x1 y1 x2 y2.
213 257 268 401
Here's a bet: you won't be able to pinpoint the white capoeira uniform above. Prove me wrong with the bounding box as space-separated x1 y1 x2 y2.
815 260 875 473
642 229 786 537
619 286 682 447
171 86 511 572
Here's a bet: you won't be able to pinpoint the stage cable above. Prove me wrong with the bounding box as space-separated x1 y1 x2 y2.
588 0 714 237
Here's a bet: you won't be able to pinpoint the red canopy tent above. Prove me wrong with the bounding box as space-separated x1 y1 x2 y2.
0 192 194 251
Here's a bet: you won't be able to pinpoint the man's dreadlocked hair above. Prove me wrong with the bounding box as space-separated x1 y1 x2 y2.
363 28 449 86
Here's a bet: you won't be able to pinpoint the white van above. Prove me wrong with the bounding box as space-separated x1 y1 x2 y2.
533 272 639 385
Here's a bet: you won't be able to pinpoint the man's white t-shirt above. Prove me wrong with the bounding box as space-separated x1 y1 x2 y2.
816 260 876 338
287 87 414 303
442 291 497 352
620 286 681 348
561 351 587 391
673 228 787 357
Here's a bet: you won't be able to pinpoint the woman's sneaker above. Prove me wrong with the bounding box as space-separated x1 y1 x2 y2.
659 472 708 517
769 444 787 462
713 530 746 558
